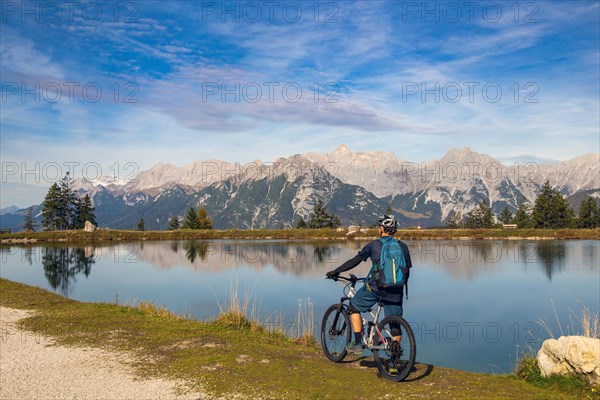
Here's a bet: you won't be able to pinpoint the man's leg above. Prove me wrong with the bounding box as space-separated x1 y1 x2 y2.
382 301 403 341
351 313 362 335
348 285 377 353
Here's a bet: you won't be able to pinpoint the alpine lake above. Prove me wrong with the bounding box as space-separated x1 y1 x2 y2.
1 239 598 374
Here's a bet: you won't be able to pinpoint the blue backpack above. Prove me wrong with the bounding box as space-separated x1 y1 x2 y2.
368 237 409 292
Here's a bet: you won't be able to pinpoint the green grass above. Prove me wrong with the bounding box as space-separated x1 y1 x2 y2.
0 278 586 399
1 227 598 244
515 354 598 400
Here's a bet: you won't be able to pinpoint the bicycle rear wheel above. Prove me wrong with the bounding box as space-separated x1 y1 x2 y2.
373 315 416 381
320 304 351 362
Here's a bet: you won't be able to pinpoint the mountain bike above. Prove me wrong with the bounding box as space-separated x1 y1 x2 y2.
321 274 416 381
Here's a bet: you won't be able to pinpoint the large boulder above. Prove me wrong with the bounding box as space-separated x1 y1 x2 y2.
83 221 96 232
536 336 600 385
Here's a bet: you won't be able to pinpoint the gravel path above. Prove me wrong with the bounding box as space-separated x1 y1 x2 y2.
0 307 205 400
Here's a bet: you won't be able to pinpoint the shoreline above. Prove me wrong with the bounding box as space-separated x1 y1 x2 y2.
0 278 586 399
1 228 598 244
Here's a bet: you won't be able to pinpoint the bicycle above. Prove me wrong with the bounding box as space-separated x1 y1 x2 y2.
321 274 416 381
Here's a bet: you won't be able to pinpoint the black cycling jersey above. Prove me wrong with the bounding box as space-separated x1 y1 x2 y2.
331 236 412 303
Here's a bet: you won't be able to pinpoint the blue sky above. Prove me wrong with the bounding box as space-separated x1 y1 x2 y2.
1 0 599 207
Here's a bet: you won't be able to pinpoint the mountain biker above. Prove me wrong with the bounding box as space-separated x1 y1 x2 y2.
325 215 412 354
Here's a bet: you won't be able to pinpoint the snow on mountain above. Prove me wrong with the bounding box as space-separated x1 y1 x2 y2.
306 145 599 222
534 153 600 195
305 144 417 197
125 160 243 192
44 145 600 229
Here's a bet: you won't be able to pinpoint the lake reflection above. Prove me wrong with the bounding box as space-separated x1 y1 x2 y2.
41 246 95 296
1 239 598 374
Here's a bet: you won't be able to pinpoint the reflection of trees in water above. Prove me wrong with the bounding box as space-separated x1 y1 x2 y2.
144 240 348 276
529 242 566 281
182 241 210 263
313 244 338 263
42 247 95 297
470 242 503 263
23 247 35 266
581 242 599 271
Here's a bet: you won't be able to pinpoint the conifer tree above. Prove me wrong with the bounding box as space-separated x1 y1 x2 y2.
57 172 78 229
464 201 494 228
182 207 201 229
296 217 307 229
75 195 96 228
307 199 341 229
137 218 145 231
578 197 599 228
168 216 180 230
42 183 62 231
41 173 96 231
531 181 575 228
21 207 37 232
498 207 513 224
514 200 532 228
445 210 463 228
197 206 213 229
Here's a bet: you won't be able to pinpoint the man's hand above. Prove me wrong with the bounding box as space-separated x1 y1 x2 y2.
325 271 339 280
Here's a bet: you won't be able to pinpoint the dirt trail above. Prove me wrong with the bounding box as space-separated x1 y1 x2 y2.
0 307 205 400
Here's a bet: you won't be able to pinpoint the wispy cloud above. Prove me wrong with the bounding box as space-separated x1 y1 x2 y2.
1 0 598 207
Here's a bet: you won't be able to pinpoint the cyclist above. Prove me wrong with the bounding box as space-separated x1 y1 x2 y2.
326 215 412 354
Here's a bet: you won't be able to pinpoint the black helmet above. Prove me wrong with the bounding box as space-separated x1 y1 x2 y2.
377 215 398 232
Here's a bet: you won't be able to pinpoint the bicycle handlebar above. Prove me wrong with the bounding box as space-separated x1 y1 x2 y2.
326 274 366 284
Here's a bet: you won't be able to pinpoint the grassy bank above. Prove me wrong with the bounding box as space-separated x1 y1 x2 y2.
1 227 598 244
0 279 591 399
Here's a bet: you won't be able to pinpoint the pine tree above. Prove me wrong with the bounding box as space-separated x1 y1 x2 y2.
482 202 494 227
386 205 393 215
42 183 61 231
21 207 36 232
168 216 180 230
514 201 532 228
578 197 599 228
498 207 514 224
532 181 575 228
137 218 145 231
197 206 213 229
307 199 341 229
182 207 201 229
445 210 462 228
41 174 96 231
75 195 96 229
296 217 307 229
57 172 78 229
464 202 494 228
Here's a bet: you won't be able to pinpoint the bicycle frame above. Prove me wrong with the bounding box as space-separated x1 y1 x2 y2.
332 276 392 352
323 273 416 382
362 304 388 351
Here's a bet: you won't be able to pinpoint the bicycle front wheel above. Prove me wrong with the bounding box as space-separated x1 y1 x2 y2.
320 304 351 363
373 315 416 381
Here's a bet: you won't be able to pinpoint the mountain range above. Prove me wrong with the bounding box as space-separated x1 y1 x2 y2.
2 146 599 231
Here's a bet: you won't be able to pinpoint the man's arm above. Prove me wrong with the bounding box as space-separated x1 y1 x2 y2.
326 242 372 278
328 254 364 276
